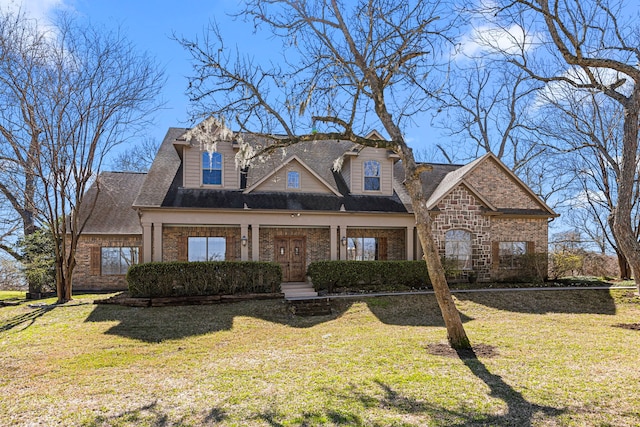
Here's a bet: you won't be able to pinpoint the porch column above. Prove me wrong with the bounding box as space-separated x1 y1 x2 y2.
142 222 152 263
339 226 347 260
406 226 415 261
251 224 260 261
240 224 249 261
152 222 163 262
330 225 338 260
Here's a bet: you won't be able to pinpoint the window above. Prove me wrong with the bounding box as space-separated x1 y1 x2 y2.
101 247 138 275
347 237 378 261
202 152 222 185
363 160 381 191
188 237 226 261
445 230 472 270
287 171 300 189
499 241 527 269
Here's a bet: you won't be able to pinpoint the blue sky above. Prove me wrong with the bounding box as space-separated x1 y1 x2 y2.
2 0 447 163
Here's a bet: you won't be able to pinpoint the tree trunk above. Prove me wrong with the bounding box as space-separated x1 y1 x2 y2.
615 250 631 280
611 99 640 294
403 160 471 349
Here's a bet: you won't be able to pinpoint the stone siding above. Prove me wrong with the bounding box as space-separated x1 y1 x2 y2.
431 186 492 280
73 234 142 291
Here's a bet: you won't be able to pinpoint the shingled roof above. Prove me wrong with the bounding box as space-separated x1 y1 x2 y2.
79 172 146 234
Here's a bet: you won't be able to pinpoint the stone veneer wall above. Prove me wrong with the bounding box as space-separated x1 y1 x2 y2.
73 234 142 291
163 226 242 261
345 228 406 260
431 186 492 281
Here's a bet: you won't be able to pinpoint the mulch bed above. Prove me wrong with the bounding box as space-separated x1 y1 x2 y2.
425 342 499 359
613 323 640 331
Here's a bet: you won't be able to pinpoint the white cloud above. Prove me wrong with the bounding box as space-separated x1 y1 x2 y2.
454 23 544 61
0 0 69 25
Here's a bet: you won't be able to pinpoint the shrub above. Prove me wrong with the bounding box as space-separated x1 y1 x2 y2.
307 261 431 293
127 261 282 298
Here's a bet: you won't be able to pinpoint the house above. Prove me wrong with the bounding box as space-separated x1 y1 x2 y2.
72 123 558 291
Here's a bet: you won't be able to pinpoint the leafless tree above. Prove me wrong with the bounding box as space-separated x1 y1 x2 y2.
536 89 637 278
110 137 161 173
0 11 164 302
488 0 640 292
179 0 472 348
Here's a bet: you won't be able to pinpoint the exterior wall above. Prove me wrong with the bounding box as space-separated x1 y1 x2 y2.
259 227 330 266
466 158 540 210
348 147 394 196
73 234 142 291
431 187 492 281
163 226 242 261
183 142 240 190
490 216 549 281
345 228 406 260
252 159 333 194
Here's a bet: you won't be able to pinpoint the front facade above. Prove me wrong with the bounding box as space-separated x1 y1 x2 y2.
73 121 557 290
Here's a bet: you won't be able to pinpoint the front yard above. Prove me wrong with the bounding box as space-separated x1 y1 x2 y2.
0 289 639 426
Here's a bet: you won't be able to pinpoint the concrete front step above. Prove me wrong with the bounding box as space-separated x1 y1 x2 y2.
281 282 318 299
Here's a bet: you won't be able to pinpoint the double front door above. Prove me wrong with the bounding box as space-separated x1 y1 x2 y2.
275 236 306 282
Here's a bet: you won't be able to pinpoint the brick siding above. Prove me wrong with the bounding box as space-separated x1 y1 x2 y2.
73 234 142 291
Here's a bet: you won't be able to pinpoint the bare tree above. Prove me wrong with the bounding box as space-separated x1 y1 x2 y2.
489 0 640 292
0 11 164 302
536 89 636 278
179 0 472 349
109 137 160 172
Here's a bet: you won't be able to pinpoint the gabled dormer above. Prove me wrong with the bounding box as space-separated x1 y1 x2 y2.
177 135 242 190
339 130 398 196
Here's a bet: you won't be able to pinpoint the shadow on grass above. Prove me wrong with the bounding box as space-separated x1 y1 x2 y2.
85 299 354 342
0 306 55 333
82 401 228 426
86 295 473 342
454 347 565 426
455 288 617 315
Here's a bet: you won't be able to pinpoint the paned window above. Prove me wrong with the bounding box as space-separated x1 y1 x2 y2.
202 152 222 185
364 160 381 191
101 247 138 275
188 237 226 261
445 229 472 270
499 241 527 268
347 237 378 261
287 171 300 189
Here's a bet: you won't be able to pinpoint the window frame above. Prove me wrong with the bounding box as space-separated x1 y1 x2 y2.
444 229 472 270
101 247 139 275
363 160 381 191
202 151 223 186
498 241 527 269
188 236 227 261
346 237 378 261
287 170 300 189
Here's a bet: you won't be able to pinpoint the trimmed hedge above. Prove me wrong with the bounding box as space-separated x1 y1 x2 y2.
307 261 431 293
127 261 282 298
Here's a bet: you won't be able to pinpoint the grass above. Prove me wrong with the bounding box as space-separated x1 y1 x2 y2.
0 289 639 426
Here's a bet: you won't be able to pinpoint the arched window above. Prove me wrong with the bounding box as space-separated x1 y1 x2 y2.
445 229 472 270
202 152 222 185
363 160 380 191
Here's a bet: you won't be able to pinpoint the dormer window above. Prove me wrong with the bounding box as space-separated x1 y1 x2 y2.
364 160 380 191
202 152 222 185
287 171 300 189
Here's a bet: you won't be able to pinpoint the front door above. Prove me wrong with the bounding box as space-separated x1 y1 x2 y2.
275 236 306 282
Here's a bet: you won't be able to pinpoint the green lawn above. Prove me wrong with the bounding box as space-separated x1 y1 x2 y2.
0 289 639 426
